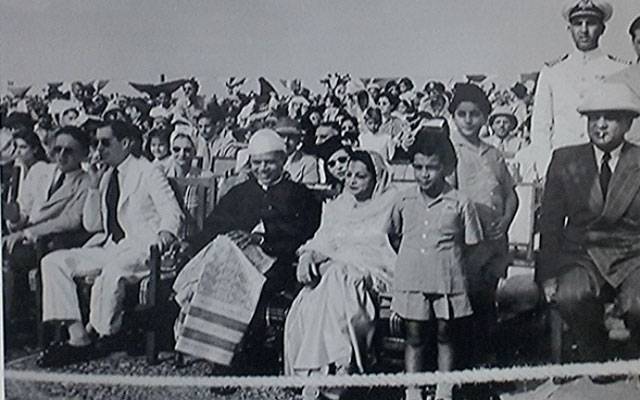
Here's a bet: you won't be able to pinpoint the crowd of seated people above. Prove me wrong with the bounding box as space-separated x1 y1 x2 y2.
6 70 636 400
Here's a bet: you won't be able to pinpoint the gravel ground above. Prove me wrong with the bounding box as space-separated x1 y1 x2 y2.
4 349 415 400
5 351 306 400
6 350 639 400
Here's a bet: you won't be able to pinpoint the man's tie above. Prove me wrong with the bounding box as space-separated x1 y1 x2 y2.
600 152 612 200
47 172 65 200
106 169 125 243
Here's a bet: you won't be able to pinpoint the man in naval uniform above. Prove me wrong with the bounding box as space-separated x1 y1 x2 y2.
525 0 629 180
606 16 640 144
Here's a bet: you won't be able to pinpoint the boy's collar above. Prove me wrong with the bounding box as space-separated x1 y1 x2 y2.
452 131 491 154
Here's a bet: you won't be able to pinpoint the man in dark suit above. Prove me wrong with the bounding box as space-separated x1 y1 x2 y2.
538 82 640 362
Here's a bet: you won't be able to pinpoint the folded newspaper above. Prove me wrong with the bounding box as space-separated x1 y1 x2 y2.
174 235 276 365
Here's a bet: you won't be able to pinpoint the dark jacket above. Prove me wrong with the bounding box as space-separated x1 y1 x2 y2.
193 176 322 264
538 142 640 287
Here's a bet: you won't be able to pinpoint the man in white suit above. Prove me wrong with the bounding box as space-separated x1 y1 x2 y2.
37 120 183 367
3 126 92 250
3 126 92 324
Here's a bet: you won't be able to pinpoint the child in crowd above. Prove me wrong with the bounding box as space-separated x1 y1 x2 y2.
448 83 519 371
145 127 171 165
389 129 483 400
483 106 527 182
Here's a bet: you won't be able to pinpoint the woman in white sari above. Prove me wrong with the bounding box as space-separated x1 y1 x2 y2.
284 150 397 399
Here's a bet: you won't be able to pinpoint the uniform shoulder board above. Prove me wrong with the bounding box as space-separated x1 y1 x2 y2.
607 54 632 65
544 54 569 67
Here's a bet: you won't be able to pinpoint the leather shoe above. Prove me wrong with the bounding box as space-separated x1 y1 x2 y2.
36 341 96 368
94 333 125 355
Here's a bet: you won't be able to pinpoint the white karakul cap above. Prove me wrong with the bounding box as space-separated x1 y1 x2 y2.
248 128 286 155
577 82 640 116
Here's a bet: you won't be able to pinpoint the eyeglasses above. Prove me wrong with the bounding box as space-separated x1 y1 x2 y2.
172 146 194 154
52 146 77 155
92 138 113 148
327 156 349 168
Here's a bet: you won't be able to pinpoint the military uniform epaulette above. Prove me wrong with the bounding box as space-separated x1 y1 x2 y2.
607 54 632 65
544 54 569 67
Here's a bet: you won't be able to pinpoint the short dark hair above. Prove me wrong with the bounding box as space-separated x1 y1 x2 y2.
409 126 457 175
378 92 400 110
55 126 91 153
364 107 382 125
399 77 414 91
448 83 492 117
99 120 136 141
318 120 340 132
630 16 640 39
98 120 143 157
3 112 34 130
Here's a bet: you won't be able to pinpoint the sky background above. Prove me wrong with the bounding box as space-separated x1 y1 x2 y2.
2 0 639 96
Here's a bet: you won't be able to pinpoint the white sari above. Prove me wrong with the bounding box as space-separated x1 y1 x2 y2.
284 151 397 375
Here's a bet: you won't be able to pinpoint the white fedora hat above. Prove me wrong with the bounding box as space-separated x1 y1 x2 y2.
577 82 640 116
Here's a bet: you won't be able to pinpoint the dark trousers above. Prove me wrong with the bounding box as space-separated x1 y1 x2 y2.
3 242 38 323
555 265 640 362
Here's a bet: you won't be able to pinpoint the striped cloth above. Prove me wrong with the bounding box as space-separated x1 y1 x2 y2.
174 236 270 365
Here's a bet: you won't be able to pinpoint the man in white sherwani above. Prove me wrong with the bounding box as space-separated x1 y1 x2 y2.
37 120 183 367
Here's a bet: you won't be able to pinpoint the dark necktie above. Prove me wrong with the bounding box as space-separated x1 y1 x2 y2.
106 169 125 243
600 152 612 200
47 172 65 200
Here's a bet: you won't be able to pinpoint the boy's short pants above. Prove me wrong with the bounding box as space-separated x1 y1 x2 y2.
391 291 473 321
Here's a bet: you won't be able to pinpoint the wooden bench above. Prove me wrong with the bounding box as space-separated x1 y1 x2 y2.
30 176 221 364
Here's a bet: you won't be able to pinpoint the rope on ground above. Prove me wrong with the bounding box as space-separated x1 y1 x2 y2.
5 359 640 388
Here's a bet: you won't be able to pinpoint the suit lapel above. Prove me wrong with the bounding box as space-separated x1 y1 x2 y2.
599 143 640 223
118 157 142 211
45 171 78 205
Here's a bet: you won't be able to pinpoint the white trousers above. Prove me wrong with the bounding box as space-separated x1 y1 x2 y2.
41 239 149 336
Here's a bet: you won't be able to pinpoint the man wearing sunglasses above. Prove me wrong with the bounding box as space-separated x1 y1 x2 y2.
3 126 92 252
37 120 183 367
3 126 92 328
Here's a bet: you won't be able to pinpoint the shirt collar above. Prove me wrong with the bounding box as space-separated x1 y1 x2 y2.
53 164 82 179
453 131 491 155
574 47 604 63
257 174 285 191
593 142 624 170
417 182 455 207
114 154 134 174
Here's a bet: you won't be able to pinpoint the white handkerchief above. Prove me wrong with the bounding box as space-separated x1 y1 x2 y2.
251 220 266 235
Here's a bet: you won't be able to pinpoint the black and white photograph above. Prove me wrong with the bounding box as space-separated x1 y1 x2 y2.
2 0 640 399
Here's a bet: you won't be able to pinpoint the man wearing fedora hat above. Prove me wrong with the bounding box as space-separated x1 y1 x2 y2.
528 0 629 180
538 82 640 361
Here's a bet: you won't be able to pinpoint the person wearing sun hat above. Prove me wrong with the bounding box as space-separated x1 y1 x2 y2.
538 82 640 363
483 106 527 180
528 0 630 180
